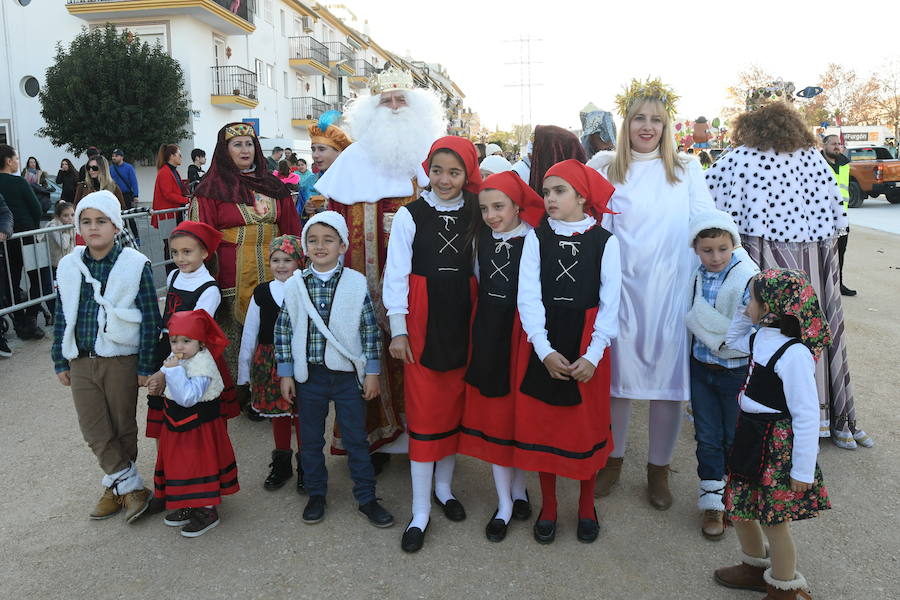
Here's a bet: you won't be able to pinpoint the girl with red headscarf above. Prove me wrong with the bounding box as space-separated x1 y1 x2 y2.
516 159 621 545
383 136 481 553
154 310 239 538
457 171 544 542
189 123 301 413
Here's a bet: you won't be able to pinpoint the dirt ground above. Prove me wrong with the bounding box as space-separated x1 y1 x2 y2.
1 226 897 599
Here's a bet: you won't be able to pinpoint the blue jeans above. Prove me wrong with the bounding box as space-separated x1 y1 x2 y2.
297 365 375 504
689 359 748 481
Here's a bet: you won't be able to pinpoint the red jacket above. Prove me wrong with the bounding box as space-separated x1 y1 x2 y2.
152 165 189 227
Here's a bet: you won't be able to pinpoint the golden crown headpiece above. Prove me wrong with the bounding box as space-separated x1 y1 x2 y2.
615 77 679 119
224 122 257 140
745 80 795 112
370 66 415 94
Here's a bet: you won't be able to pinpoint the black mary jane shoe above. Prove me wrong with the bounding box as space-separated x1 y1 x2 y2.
485 511 509 543
576 512 600 543
433 493 466 522
533 517 557 545
401 521 428 553
512 491 532 521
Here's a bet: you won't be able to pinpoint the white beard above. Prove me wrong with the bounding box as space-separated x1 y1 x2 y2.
345 89 446 179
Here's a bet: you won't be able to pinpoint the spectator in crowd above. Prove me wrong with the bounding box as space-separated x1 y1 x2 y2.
296 158 317 206
0 144 45 341
266 146 284 172
74 155 126 208
56 158 78 204
283 148 294 163
274 159 300 193
0 191 12 357
46 200 76 318
698 150 712 170
21 156 52 217
485 143 503 157
187 148 206 190
109 149 140 209
78 146 100 180
151 143 189 228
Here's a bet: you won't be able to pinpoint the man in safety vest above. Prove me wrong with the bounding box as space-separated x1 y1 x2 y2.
822 135 856 296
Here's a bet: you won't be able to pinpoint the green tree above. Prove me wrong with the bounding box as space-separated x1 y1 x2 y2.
39 24 190 161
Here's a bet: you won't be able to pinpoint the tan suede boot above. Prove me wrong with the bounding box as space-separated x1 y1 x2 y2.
646 463 673 510
713 551 769 592
762 569 813 599
594 457 623 498
89 488 122 520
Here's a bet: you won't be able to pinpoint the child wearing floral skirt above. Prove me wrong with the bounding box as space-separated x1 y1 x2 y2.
714 269 831 599
237 235 305 492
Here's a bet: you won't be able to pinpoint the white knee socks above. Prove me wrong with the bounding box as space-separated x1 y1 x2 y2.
648 400 684 466
409 460 434 531
511 467 528 502
492 464 514 523
433 455 457 504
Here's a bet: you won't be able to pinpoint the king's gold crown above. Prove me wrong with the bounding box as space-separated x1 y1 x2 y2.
370 66 415 94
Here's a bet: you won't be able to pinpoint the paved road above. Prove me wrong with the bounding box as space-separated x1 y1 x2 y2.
1 228 898 599
849 194 900 235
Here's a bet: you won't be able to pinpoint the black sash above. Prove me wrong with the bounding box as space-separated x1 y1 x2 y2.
164 398 221 432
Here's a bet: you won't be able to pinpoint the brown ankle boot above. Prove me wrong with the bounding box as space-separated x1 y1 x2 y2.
713 551 769 592
594 457 623 497
646 463 673 510
762 569 812 599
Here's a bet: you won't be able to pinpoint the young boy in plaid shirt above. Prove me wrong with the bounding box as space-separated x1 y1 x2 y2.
51 191 161 523
275 211 394 529
684 210 759 540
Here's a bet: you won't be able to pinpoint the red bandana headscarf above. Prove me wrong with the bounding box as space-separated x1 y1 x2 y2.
544 159 616 217
422 136 483 194
480 171 545 227
171 220 223 254
167 310 229 359
193 122 289 205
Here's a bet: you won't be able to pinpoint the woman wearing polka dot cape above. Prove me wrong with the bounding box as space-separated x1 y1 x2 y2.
705 102 872 450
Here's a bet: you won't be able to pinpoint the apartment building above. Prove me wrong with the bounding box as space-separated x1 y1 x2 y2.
0 0 472 195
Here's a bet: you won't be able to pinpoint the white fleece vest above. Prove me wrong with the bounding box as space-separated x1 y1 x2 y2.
164 349 224 403
57 246 149 360
684 256 759 360
282 268 369 384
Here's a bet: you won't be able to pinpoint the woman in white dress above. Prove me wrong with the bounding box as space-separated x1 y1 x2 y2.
588 79 716 509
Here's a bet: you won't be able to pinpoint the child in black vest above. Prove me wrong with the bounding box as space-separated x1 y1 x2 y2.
714 269 831 599
458 171 544 542
383 136 481 553
516 159 621 545
237 235 304 492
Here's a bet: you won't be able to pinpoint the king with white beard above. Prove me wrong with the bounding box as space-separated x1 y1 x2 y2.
315 67 446 457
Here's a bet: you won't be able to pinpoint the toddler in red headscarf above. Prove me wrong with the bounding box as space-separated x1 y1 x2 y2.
154 309 240 538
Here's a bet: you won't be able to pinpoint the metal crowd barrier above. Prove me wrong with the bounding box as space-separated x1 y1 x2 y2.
0 206 189 324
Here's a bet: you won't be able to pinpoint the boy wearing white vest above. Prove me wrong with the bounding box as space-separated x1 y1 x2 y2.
50 190 161 523
685 210 759 541
276 211 394 529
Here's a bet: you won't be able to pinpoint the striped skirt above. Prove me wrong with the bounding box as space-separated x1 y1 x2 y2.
741 235 860 443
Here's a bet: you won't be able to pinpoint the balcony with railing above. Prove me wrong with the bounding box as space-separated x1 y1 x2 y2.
348 59 375 88
324 94 351 113
210 65 258 109
66 0 255 35
288 36 330 76
324 42 355 76
292 97 330 128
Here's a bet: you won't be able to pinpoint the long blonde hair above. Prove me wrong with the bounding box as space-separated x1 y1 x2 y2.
84 155 118 192
606 99 684 186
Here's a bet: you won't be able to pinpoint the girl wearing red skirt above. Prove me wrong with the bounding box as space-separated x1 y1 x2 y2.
383 136 481 553
516 159 621 544
458 171 544 542
237 235 305 493
155 310 239 537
